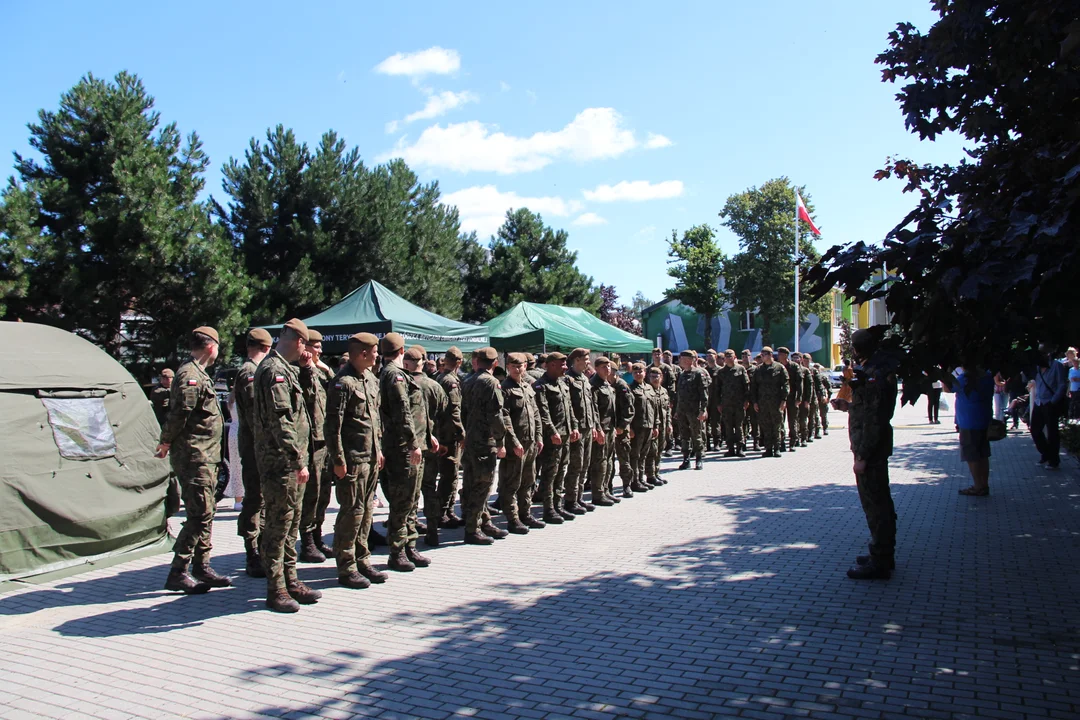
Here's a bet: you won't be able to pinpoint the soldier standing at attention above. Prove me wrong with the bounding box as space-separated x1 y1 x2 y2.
628 363 656 493
751 347 789 458
155 326 229 595
675 350 710 470
407 346 450 546
253 319 321 612
611 357 635 500
499 353 544 533
298 330 332 564
460 347 512 544
741 350 759 450
150 368 173 426
831 329 899 580
798 353 818 443
379 333 433 572
326 332 386 589
528 354 547 381
775 347 803 452
234 328 272 578
587 357 617 506
533 352 576 523
704 350 723 451
646 367 670 485
716 349 750 457
564 348 599 515
652 349 676 456
816 362 832 436
435 347 466 530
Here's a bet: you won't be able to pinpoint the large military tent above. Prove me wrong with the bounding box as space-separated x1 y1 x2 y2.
483 302 655 353
0 322 170 583
264 280 489 354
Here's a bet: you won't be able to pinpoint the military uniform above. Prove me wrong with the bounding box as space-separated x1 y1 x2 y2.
434 368 465 521
460 365 511 535
752 359 790 456
588 372 616 503
655 361 677 452
743 360 759 449
234 358 264 565
380 361 428 553
299 363 332 558
675 362 710 465
647 379 669 482
533 369 576 518
705 362 722 449
150 385 171 427
629 378 657 489
416 370 449 530
779 355 804 450
816 366 832 436
798 360 814 445
565 365 598 511
499 373 542 525
716 361 750 454
611 374 636 496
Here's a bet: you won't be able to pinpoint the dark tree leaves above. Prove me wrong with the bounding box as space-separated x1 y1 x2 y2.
665 224 727 349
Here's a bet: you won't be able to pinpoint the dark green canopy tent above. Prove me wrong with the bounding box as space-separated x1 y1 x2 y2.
483 302 655 353
264 280 489 354
0 322 170 584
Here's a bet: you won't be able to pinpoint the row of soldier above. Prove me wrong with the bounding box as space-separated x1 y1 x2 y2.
154 320 832 613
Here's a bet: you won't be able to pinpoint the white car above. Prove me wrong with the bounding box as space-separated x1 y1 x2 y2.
829 365 845 388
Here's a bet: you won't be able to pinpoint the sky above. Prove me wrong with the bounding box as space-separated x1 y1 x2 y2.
0 1 968 307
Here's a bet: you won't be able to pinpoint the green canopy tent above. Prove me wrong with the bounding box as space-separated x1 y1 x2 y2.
264 280 489 354
0 322 170 584
483 302 655 353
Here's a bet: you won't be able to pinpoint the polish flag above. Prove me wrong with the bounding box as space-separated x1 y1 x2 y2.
796 193 821 236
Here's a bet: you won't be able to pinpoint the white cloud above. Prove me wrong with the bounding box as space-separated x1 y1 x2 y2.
403 90 478 124
379 107 642 174
374 47 460 78
572 212 608 227
636 225 658 236
442 185 579 237
500 81 511 92
644 132 673 149
583 180 685 203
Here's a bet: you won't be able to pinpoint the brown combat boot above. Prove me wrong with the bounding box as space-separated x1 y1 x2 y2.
286 580 322 604
313 528 334 558
298 533 326 564
463 530 494 545
388 549 415 571
164 566 211 595
266 589 300 613
338 571 371 590
192 561 232 588
480 521 509 539
506 518 530 534
404 544 431 567
244 539 266 578
358 560 387 584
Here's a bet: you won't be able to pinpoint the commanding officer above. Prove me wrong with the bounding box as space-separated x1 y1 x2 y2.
564 348 599 514
646 367 670 486
831 329 899 580
460 347 512 544
533 352 576 523
155 326 228 595
675 350 710 470
408 346 450 546
587 357 617 507
150 368 173 426
715 349 750 457
628 363 656 493
499 353 544 533
751 347 789 458
379 333 433 572
253 319 321 613
704 350 722 451
234 328 272 578
298 329 333 564
611 357 635 500
775 347 803 452
326 333 386 590
435 347 466 529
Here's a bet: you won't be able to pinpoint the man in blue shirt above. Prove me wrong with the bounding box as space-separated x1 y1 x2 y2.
1032 346 1068 470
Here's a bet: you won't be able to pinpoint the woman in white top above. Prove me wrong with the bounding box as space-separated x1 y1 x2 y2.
224 391 245 510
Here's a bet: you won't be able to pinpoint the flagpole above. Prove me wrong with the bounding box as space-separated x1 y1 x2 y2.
794 187 800 354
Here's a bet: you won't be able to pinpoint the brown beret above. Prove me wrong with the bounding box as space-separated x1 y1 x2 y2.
679 349 696 359
647 366 662 375
308 329 323 344
404 346 424 361
706 348 718 355
594 356 611 367
476 346 498 361
247 328 273 347
444 346 463 361
568 348 590 361
506 352 527 365
776 346 790 355
761 346 774 354
409 344 426 356
546 351 567 362
193 326 219 343
632 362 646 371
536 353 547 363
283 318 310 343
724 349 736 357
348 332 378 350
160 368 174 378
379 332 405 355
790 351 800 359
651 347 662 353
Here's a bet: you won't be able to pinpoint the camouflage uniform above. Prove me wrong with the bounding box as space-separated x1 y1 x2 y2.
648 382 669 481
415 372 449 526
326 364 382 577
715 362 750 452
654 361 676 452
380 361 428 552
234 359 262 544
675 365 710 461
588 373 616 500
848 353 899 563
434 369 465 519
150 385 171 426
533 373 576 514
705 362 722 448
565 367 598 508
159 360 222 570
253 350 310 594
798 362 814 444
611 375 636 495
299 364 332 538
743 360 759 448
781 359 804 449
499 375 542 522
460 368 511 532
629 379 657 485
752 362 789 455
817 366 832 436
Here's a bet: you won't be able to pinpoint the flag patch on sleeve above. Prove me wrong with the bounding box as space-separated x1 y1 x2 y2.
274 375 286 383
187 379 198 386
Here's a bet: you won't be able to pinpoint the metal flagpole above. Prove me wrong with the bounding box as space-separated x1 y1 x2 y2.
794 187 800 354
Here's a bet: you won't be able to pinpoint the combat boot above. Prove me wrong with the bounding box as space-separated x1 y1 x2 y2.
678 457 691 470
523 515 546 529
368 528 387 547
481 521 509 539
424 526 440 547
593 495 614 507
442 512 463 529
192 561 233 588
735 447 746 458
463 530 494 545
405 544 431 567
814 431 822 439
286 580 321 604
416 520 428 535
630 480 650 493
299 533 326 564
358 560 387 584
542 510 565 524
621 485 634 499
338 571 370 590
557 506 577 521
164 566 211 594
580 500 596 512
856 554 896 570
244 539 266 578
507 518 530 534
313 528 334 558
606 492 621 503
266 589 300 613
388 549 416 571
694 458 703 470
847 558 891 580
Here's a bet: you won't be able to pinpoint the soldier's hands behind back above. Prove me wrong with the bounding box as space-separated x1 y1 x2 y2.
334 464 347 480
297 467 310 484
153 443 170 459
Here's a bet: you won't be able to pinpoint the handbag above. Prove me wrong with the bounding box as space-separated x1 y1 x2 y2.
987 418 1007 441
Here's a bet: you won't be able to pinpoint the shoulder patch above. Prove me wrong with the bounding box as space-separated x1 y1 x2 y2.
246 375 254 382
393 375 405 384
334 382 343 389
274 375 285 383
187 379 198 386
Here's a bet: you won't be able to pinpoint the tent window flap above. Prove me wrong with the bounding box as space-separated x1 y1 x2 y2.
40 397 117 460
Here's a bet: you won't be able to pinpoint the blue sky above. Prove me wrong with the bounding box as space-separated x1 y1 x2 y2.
1 1 967 307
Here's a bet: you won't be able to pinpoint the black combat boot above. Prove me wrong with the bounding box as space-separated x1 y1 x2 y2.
286 580 322 604
192 561 233 588
416 521 428 535
299 533 326 564
678 455 691 470
358 560 387 584
846 558 891 580
463 530 495 545
694 457 704 470
313 528 334 558
388 549 416 571
507 518 530 534
814 431 822 439
266 589 300 613
424 526 440 547
523 514 547 529
164 565 211 594
442 512 463 529
481 521 510 538
542 509 564 524
735 446 746 458
856 554 896 570
244 539 266 578
405 544 431 567
621 484 634 499
338 571 371 590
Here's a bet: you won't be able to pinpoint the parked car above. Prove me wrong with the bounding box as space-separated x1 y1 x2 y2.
829 365 845 389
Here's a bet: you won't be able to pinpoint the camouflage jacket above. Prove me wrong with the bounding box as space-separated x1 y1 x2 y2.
566 368 599 431
435 370 465 449
816 367 832 400
714 363 750 409
801 365 815 406
414 372 446 453
253 350 310 472
533 373 576 440
676 366 710 417
380 362 425 453
501 375 542 447
590 373 616 433
159 359 222 465
848 353 898 462
462 368 511 451
150 386 170 427
325 364 381 467
651 383 671 428
234 359 259 449
612 375 635 433
629 380 657 431
300 364 331 444
782 361 803 403
751 362 790 408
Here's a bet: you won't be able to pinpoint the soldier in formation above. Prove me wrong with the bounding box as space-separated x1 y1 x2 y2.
498 353 544 532
675 349 710 470
234 328 272 577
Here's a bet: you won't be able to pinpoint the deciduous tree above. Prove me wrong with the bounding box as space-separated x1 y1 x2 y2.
665 224 727 349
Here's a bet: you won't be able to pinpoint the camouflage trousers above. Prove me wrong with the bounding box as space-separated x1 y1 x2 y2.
818 398 830 432
677 411 704 459
333 456 379 576
170 456 217 568
260 466 302 593
235 436 262 543
421 449 443 523
565 434 593 506
758 404 783 452
784 402 799 445
537 440 569 511
657 417 670 456
438 446 462 519
798 404 811 442
383 449 422 551
497 442 538 521
631 429 654 482
613 432 633 492
722 406 745 450
300 443 332 535
587 431 614 497
745 404 759 446
647 435 661 480
855 461 897 560
461 447 497 533
707 406 722 445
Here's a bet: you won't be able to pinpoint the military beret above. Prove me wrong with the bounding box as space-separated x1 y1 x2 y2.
568 348 590 361
776 346 790 355
404 346 424 361
283 318 310 343
379 332 405 354
647 366 662 375
193 326 219 343
790 351 800 359
536 353 548 364
409 344 426 356
706 348 718 355
506 352 527 365
546 351 567 362
724 349 736 357
160 368 175 378
308 329 323 344
444 346 463 361
652 347 663 354
679 349 696 359
476 346 498 361
347 332 378 350
632 362 646 371
594 356 611 367
761 346 774 354
247 328 273 347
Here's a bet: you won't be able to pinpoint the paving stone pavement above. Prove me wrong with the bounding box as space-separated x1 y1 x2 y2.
1 401 1079 720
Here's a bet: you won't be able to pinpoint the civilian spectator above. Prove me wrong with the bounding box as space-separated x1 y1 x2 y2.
1005 373 1027 429
1032 347 1068 470
943 366 995 496
225 391 244 510
1069 355 1080 420
927 377 943 424
993 372 1007 422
